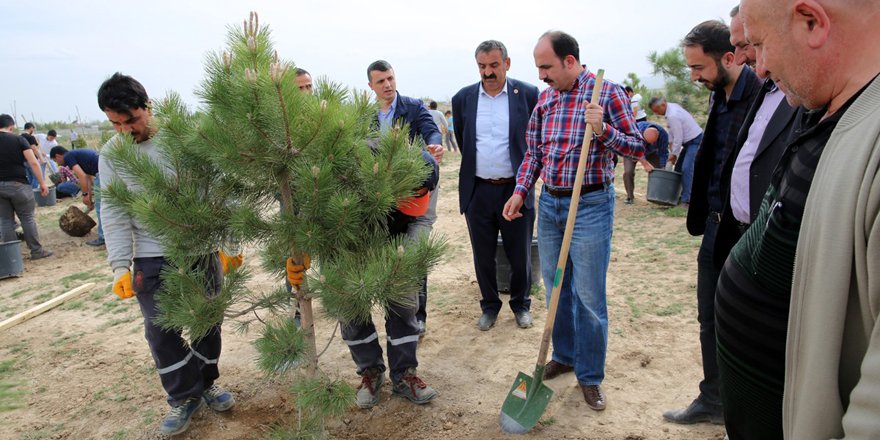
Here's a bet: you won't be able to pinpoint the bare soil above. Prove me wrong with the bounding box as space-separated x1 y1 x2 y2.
0 156 725 439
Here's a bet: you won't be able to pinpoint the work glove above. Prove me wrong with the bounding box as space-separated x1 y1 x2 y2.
286 253 311 289
112 267 135 299
218 250 243 274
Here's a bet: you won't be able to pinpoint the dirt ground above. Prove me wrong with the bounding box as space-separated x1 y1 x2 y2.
0 154 726 440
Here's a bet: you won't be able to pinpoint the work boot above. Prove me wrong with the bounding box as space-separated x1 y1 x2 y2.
356 367 384 409
392 368 438 404
662 397 724 425
202 384 235 412
31 249 53 260
159 396 204 435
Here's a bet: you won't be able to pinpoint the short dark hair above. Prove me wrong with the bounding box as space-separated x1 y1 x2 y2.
730 5 740 17
682 20 734 61
0 114 14 129
50 146 69 158
445 110 451 115
47 129 57 137
475 40 508 59
624 86 634 93
429 101 438 110
24 122 35 130
367 60 393 82
648 96 666 108
294 68 310 77
540 30 580 63
97 72 150 114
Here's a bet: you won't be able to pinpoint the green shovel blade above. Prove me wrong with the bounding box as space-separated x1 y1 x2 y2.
499 368 554 434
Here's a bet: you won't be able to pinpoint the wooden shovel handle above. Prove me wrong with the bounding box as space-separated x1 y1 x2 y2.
535 70 605 367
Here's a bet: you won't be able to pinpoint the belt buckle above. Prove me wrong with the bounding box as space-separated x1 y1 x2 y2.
710 211 722 223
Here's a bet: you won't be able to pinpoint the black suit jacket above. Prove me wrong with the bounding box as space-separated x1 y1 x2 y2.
451 78 539 214
713 80 798 268
687 66 763 236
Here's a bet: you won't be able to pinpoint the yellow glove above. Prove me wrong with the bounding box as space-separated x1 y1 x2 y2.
286 253 311 288
112 269 135 299
218 250 243 274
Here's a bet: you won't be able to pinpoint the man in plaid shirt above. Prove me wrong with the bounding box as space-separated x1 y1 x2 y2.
503 30 645 412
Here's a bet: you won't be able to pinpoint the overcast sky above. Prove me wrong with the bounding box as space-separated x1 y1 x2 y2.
3 0 735 125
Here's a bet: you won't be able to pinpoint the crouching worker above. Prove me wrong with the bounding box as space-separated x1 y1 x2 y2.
288 149 440 409
97 73 234 437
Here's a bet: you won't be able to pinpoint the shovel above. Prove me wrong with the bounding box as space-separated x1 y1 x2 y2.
499 69 605 434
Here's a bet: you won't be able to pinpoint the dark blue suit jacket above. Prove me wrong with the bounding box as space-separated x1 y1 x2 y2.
376 93 442 146
451 78 539 214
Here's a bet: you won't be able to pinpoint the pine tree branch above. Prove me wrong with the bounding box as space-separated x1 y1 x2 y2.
273 81 297 154
316 321 339 359
300 102 327 150
149 201 195 230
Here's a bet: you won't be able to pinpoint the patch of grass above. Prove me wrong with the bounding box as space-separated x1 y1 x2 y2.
110 431 126 440
662 206 688 217
59 271 98 289
59 300 85 311
97 316 135 331
539 416 557 426
9 288 29 299
625 296 642 319
140 407 158 426
655 302 684 317
0 360 26 412
49 332 83 347
6 342 28 355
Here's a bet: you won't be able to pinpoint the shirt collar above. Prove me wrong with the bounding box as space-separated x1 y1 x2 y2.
479 80 509 97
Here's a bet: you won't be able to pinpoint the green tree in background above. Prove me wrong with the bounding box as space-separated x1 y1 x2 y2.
647 47 710 124
101 12 445 438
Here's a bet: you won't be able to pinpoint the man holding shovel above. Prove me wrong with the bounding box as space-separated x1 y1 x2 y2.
503 30 645 411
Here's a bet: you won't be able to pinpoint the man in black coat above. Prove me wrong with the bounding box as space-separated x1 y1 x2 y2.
664 20 764 425
452 40 539 331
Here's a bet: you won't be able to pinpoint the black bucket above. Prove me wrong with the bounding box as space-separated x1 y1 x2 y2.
0 240 24 279
496 236 541 293
646 169 682 206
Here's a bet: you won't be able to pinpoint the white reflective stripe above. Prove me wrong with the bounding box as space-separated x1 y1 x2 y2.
387 334 420 346
157 352 194 375
191 348 219 365
343 332 379 346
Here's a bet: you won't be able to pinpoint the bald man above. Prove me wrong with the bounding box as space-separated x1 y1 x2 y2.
716 0 880 438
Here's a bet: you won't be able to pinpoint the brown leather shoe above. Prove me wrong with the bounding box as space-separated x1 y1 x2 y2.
542 360 574 380
580 384 606 411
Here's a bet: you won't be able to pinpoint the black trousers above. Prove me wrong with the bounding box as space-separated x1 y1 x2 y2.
133 255 223 406
696 219 722 405
464 180 534 315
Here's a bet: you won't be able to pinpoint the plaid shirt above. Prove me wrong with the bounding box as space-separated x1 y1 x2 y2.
514 69 644 198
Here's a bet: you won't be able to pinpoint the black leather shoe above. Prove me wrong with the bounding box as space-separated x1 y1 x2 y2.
514 311 533 328
662 398 724 425
542 360 574 380
477 312 498 331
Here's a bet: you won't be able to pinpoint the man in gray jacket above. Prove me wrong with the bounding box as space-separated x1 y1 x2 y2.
97 73 234 436
718 1 880 438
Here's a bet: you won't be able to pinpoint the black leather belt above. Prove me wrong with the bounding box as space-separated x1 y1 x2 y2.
476 177 515 185
545 183 605 197
708 211 722 224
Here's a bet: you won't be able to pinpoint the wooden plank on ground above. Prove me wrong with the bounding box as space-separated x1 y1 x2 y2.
0 282 96 332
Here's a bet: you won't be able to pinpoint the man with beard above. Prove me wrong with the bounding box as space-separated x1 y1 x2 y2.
662 20 762 426
717 0 880 437
503 30 644 412
452 39 539 331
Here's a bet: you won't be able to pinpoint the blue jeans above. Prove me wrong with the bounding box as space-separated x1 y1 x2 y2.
94 174 103 240
24 162 47 190
676 134 702 204
56 181 81 197
537 185 614 385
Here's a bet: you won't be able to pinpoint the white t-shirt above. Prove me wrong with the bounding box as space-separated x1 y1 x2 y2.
630 93 647 120
35 134 58 156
